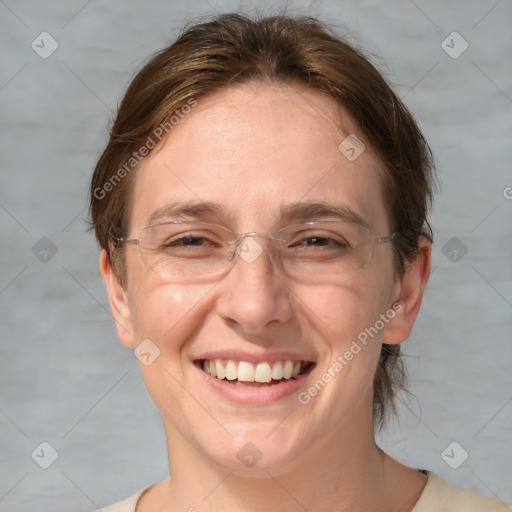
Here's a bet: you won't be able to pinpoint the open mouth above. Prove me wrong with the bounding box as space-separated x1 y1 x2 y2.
196 359 315 387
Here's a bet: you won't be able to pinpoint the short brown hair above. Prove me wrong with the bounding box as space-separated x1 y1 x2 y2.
89 13 435 429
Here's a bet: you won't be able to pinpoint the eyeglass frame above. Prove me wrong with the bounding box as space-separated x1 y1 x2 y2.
112 220 400 278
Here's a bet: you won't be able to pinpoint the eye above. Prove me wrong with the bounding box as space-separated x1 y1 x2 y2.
287 232 350 249
164 234 218 248
158 230 229 254
292 235 348 248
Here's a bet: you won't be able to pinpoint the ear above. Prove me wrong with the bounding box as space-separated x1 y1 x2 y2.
382 237 432 345
100 249 135 348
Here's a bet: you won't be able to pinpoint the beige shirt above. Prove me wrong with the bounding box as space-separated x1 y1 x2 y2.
97 472 511 511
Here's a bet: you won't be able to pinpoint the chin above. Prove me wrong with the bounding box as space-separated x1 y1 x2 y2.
195 425 310 475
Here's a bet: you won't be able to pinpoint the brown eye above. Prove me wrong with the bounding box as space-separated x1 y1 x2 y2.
292 236 348 248
165 236 215 247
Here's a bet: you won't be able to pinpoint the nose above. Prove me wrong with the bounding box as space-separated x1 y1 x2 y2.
215 236 293 334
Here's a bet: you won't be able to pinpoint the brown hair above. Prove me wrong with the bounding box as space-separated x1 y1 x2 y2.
89 13 435 429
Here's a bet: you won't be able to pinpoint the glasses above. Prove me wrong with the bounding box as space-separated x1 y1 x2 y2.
115 220 398 280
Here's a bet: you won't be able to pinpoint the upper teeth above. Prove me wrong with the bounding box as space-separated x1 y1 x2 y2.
202 359 305 382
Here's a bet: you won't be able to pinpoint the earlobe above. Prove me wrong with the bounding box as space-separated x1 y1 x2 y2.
99 250 135 347
382 237 432 345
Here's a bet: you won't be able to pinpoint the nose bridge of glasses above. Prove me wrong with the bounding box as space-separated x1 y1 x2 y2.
227 231 282 264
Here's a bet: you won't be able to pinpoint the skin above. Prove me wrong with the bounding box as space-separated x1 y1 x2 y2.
101 82 431 511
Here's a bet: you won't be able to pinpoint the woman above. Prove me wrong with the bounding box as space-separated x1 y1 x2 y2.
89 13 510 511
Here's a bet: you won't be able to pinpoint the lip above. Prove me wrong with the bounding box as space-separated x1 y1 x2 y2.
194 359 316 405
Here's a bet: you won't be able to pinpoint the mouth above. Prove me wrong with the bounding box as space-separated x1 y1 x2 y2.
196 359 315 387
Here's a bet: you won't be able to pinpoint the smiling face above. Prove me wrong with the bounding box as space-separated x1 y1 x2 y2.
102 82 424 475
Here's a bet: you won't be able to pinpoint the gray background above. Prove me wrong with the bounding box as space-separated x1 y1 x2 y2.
1 0 511 510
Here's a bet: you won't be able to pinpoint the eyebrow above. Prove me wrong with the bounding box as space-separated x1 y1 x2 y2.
146 201 228 226
146 200 370 229
279 202 370 229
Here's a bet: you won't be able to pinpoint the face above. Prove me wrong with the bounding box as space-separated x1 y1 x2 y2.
103 83 424 475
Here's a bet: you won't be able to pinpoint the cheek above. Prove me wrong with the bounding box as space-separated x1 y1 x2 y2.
128 280 216 422
128 273 213 354
294 278 392 347
294 273 396 398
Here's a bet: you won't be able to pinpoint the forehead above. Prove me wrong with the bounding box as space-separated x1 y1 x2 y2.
129 83 389 232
